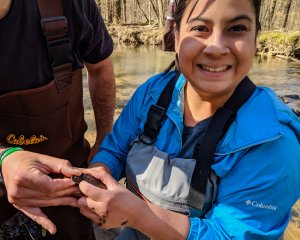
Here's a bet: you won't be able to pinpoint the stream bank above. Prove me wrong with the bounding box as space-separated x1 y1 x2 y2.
108 25 300 61
107 26 300 115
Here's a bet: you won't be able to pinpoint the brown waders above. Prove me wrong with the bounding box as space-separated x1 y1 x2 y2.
0 0 95 239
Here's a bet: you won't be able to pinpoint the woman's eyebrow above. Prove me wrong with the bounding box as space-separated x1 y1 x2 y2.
187 14 253 24
225 14 253 23
187 16 212 24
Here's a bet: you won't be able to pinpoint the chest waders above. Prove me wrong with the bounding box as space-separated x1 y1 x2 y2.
0 0 94 239
119 73 256 240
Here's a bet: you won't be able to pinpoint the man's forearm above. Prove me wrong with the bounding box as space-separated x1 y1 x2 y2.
87 58 116 146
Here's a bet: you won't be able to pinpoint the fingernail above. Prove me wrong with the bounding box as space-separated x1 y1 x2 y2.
42 228 47 237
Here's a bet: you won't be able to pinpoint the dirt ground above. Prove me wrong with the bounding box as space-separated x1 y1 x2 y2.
285 200 300 240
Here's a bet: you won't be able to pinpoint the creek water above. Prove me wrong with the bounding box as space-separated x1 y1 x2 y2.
111 45 300 93
83 45 300 140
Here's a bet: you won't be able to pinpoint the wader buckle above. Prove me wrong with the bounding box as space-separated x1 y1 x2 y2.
47 37 72 67
40 16 68 37
138 133 156 145
143 104 166 140
40 16 72 67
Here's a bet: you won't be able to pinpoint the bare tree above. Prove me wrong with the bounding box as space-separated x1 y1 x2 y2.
95 0 300 31
122 0 127 23
113 0 122 24
149 0 160 24
135 0 149 23
270 0 277 20
156 0 164 27
282 0 292 29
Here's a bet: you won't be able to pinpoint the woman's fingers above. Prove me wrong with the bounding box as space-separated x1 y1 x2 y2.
79 181 108 201
78 196 108 227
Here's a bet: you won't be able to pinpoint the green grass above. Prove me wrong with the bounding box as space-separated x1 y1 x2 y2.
258 31 300 48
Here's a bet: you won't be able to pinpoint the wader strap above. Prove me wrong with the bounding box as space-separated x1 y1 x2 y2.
188 77 256 212
37 0 72 93
140 72 180 144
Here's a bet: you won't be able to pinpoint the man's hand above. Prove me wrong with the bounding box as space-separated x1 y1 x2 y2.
1 150 82 234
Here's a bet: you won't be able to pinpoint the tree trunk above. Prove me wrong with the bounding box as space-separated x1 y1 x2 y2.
149 0 159 24
113 0 122 24
105 0 113 23
270 0 277 20
156 0 164 27
122 0 127 24
148 0 151 25
268 0 277 29
282 0 292 29
135 0 149 23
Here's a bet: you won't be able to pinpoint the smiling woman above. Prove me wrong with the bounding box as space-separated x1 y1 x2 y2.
172 0 259 124
79 1 300 240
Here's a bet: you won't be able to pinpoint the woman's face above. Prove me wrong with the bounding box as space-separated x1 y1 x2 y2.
175 0 256 100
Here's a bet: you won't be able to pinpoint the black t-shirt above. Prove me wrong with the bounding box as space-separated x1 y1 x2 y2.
177 117 211 158
0 0 113 94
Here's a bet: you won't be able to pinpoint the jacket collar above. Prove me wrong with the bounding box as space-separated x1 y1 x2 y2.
150 71 185 104
150 73 293 154
217 87 284 154
150 72 186 133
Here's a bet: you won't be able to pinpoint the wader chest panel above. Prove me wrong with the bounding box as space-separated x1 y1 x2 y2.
127 73 256 218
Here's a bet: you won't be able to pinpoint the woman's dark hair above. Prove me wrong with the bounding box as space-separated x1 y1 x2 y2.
174 0 261 33
164 0 261 73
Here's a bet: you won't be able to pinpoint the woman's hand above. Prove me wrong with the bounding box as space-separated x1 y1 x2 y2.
77 169 190 240
78 168 139 228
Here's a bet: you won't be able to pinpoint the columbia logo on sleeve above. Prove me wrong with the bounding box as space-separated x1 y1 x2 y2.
245 200 277 211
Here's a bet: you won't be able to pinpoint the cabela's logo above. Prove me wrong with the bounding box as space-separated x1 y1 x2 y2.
6 134 48 145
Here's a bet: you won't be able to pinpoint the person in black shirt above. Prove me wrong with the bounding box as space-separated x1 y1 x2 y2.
0 0 115 239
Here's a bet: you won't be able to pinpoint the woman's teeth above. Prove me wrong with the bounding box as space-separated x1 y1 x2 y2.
201 65 229 72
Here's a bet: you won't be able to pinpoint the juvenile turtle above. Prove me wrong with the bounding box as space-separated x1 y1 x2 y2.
71 174 106 189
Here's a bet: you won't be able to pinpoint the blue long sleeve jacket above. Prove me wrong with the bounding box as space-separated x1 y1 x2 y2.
92 71 300 239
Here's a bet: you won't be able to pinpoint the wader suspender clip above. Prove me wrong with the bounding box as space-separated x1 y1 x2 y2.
188 77 256 215
139 72 180 145
37 0 72 93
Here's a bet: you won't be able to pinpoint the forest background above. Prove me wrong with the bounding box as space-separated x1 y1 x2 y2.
94 0 300 62
95 0 300 31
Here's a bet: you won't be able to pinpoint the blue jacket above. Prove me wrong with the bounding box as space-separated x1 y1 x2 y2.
92 71 300 239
